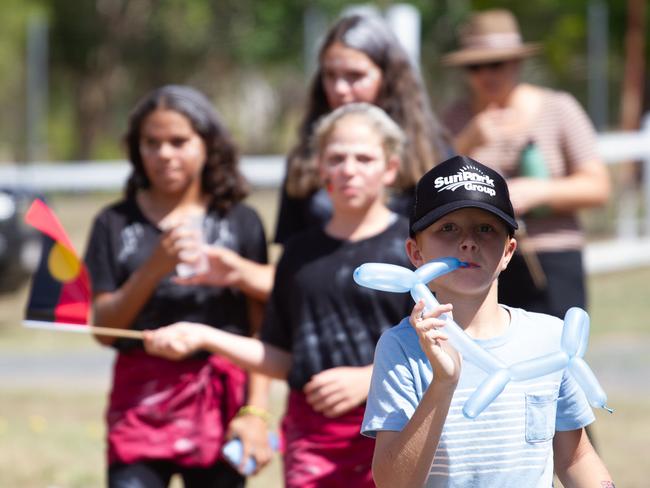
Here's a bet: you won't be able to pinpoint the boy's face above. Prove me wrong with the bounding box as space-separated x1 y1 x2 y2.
318 114 398 210
406 208 516 297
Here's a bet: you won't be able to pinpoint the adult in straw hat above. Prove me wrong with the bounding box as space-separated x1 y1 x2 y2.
441 9 610 322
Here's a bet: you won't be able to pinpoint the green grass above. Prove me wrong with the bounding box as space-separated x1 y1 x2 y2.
0 390 106 488
588 266 650 335
0 388 285 488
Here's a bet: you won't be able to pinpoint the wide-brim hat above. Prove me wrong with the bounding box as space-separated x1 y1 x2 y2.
442 9 540 67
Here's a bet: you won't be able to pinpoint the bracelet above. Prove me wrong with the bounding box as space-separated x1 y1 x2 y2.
236 405 271 423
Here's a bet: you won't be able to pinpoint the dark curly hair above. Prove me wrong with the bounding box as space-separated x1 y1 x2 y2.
124 85 248 212
286 14 451 198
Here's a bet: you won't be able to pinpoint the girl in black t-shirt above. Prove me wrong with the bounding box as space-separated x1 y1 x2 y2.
84 85 268 488
143 103 414 488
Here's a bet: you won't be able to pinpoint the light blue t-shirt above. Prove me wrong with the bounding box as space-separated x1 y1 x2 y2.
361 306 595 487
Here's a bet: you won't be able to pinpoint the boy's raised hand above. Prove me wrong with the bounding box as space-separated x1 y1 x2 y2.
410 300 461 385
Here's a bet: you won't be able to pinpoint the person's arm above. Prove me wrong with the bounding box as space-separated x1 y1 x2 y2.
226 373 274 475
372 300 460 488
454 104 520 155
373 379 456 488
92 227 183 346
507 161 610 216
143 322 292 379
553 428 613 487
508 91 611 217
225 296 274 474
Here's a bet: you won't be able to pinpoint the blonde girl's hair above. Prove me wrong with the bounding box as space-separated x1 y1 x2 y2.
312 102 405 163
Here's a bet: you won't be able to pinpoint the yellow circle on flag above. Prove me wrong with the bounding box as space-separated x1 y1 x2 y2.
48 242 81 283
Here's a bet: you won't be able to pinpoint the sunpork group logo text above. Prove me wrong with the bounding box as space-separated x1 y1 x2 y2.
434 165 496 197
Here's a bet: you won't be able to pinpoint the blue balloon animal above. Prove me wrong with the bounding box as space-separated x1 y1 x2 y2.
353 257 612 419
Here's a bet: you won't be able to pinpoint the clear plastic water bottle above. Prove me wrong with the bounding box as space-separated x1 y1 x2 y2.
221 432 280 476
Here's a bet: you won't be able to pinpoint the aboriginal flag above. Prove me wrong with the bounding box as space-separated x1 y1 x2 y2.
24 199 91 325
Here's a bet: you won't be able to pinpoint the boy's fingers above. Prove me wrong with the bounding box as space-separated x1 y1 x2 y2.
426 329 449 342
421 303 453 320
409 300 426 325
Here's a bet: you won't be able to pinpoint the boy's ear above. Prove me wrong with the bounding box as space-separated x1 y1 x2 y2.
382 155 400 186
405 237 424 267
500 236 517 271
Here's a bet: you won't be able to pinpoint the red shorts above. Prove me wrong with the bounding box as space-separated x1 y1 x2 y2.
282 390 375 488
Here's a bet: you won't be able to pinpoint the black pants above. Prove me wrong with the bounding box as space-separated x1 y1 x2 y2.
108 459 244 488
498 250 586 319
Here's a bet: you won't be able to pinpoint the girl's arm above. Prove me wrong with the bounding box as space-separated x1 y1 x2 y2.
372 300 460 488
225 296 275 474
143 322 292 379
226 373 274 474
553 428 614 487
92 229 181 346
507 161 610 216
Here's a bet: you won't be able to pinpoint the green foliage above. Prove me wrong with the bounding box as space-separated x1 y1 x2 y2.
0 0 46 161
0 1 646 161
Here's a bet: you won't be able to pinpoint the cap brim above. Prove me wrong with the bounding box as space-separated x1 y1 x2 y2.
441 44 540 66
411 200 518 234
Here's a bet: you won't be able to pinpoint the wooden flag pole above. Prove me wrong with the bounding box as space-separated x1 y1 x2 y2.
23 320 144 340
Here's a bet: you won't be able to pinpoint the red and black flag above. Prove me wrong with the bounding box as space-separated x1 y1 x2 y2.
23 199 91 325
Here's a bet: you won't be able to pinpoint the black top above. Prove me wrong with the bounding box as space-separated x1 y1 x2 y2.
261 216 413 390
84 198 268 351
273 184 416 245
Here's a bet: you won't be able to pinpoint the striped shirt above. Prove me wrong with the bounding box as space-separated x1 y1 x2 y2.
362 307 595 487
443 89 599 252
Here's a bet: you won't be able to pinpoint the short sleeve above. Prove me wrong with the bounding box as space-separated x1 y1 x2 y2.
84 213 118 293
555 369 596 431
259 250 292 352
237 206 268 265
557 93 600 172
273 184 303 245
362 323 422 438
273 185 332 245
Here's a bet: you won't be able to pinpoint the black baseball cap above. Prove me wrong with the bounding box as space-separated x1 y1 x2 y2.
409 155 518 236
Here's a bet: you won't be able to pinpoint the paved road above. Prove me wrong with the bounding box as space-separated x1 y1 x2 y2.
0 348 114 391
1 335 648 399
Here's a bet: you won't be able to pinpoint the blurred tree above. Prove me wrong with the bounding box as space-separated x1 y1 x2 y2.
0 1 646 161
0 0 45 161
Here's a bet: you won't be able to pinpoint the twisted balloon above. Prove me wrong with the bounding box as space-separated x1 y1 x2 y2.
354 258 611 418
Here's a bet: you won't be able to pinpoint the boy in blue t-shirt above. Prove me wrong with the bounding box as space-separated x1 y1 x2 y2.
361 155 613 487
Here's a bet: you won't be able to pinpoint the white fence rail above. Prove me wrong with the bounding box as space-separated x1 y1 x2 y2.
1 118 650 274
0 155 286 192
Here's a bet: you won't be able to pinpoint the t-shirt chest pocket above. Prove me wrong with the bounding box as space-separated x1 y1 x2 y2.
525 392 559 443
